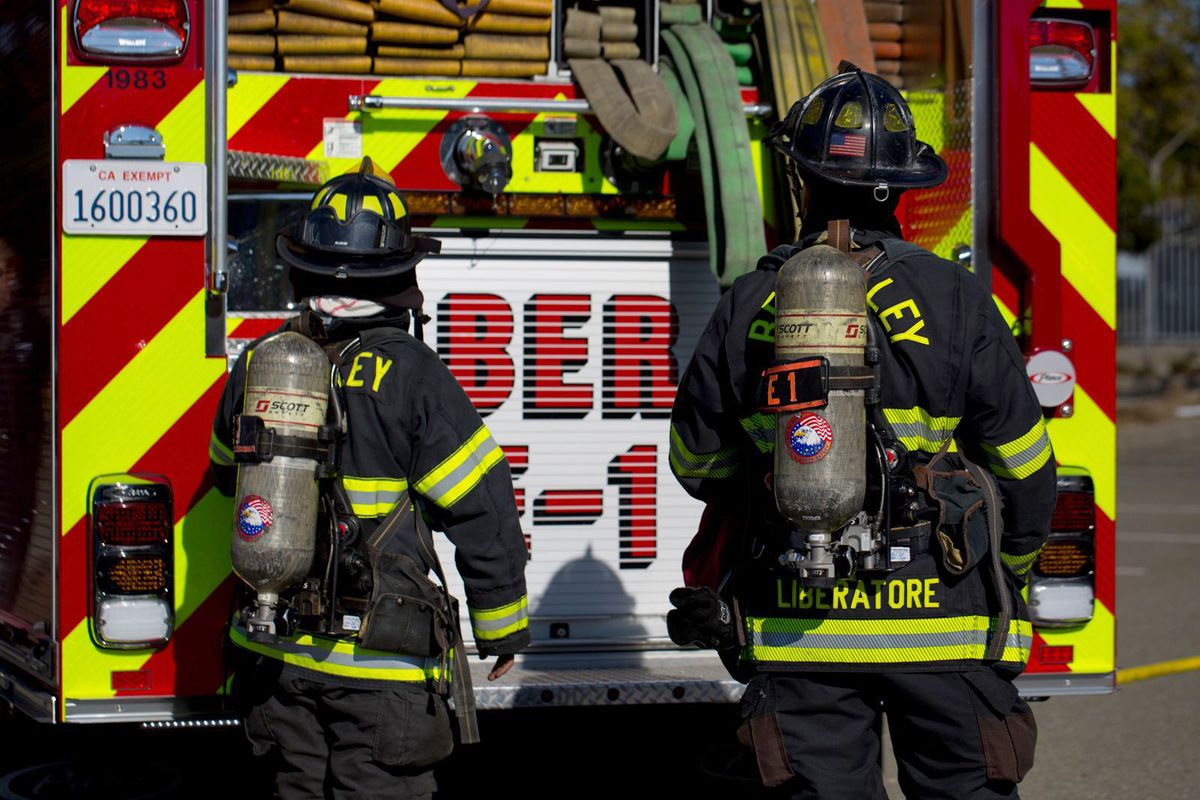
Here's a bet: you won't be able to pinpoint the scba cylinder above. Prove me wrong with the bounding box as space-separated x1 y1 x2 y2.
773 245 868 533
231 332 330 634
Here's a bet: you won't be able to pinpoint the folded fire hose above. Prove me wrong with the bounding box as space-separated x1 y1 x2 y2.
568 59 677 161
660 17 765 285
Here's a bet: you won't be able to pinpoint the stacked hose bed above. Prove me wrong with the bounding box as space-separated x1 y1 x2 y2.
227 0 552 77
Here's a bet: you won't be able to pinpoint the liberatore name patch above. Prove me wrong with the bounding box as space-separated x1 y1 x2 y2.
787 413 833 463
238 495 274 540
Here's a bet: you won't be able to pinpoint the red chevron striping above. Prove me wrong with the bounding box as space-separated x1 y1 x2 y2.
57 378 228 638
57 517 88 642
60 69 202 162
116 575 237 698
992 265 1021 321
59 239 204 424
1062 282 1115 420
1030 94 1115 231
229 77 380 158
390 82 573 191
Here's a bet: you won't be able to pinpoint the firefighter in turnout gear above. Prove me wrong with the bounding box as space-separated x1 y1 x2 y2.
668 65 1055 799
210 158 530 800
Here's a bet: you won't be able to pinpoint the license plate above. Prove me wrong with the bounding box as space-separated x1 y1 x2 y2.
63 159 208 236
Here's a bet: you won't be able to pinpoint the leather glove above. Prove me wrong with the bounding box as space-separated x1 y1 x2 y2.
667 587 736 650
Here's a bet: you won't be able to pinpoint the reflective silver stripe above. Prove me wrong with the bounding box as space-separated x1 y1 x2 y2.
987 427 1052 476
419 434 501 506
472 608 527 634
669 425 739 478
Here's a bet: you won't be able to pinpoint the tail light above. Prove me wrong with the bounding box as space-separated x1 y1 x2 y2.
1029 470 1096 627
1029 18 1096 89
72 0 189 63
88 475 174 648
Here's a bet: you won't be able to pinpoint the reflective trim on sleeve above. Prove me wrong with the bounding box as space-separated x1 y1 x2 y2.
415 425 504 510
469 596 529 641
1000 548 1042 578
229 622 447 683
669 424 740 479
881 407 961 454
343 476 409 518
741 615 1032 667
739 413 776 454
982 418 1053 480
209 430 234 466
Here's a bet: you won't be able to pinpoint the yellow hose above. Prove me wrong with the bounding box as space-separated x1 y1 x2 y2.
276 10 368 36
486 0 552 17
277 35 368 55
1118 656 1200 685
282 55 373 73
377 0 462 28
376 43 464 59
371 20 460 44
228 10 276 33
463 33 549 61
460 59 547 78
468 13 552 35
229 54 277 71
282 0 375 25
373 56 462 76
229 34 276 55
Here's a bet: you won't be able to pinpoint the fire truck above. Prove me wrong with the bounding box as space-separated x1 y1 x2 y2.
0 0 1115 727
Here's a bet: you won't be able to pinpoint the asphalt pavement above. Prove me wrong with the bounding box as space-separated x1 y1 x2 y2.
2 415 1198 799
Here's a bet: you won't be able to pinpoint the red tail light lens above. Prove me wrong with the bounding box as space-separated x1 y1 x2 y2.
88 475 175 649
1052 473 1096 533
1029 18 1096 89
73 0 189 62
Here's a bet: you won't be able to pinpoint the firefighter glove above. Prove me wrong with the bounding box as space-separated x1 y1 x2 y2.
667 587 736 650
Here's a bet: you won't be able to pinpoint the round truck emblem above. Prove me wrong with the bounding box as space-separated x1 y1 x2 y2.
1026 350 1076 408
237 495 274 540
787 413 834 464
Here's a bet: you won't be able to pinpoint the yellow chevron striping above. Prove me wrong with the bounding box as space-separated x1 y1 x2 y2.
60 83 205 326
61 291 227 534
1045 384 1115 521
1077 42 1116 139
60 7 108 116
60 488 234 702
227 73 292 140
155 81 207 161
1038 600 1115 675
1029 143 1116 329
1043 0 1083 7
309 78 475 176
61 236 147 324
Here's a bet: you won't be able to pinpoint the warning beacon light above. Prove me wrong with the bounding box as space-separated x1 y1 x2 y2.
72 0 190 62
1028 17 1096 89
88 475 175 649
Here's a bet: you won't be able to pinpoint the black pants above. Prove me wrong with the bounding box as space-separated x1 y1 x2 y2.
237 662 454 800
740 670 1037 800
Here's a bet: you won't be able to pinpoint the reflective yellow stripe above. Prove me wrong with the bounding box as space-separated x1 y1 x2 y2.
983 418 1053 480
743 616 1032 665
669 424 740 479
1000 549 1042 578
229 624 446 683
881 407 960 454
414 426 504 509
60 6 107 116
209 431 234 466
342 475 409 518
739 413 776 454
470 596 529 642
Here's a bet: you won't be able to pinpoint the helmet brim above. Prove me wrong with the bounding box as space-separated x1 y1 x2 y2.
787 142 948 190
276 231 428 278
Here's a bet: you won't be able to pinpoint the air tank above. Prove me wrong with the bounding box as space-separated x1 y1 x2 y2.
773 245 868 533
231 331 329 641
